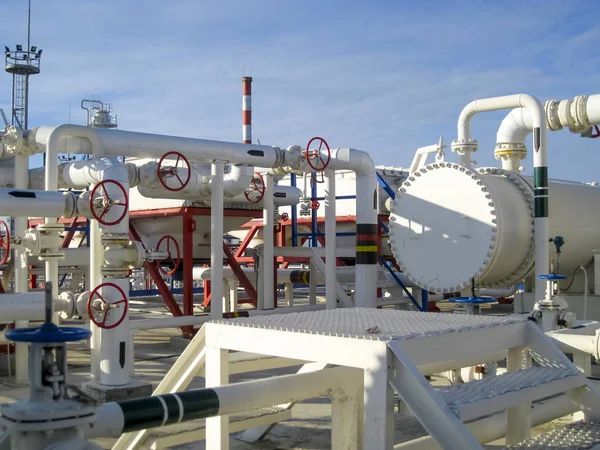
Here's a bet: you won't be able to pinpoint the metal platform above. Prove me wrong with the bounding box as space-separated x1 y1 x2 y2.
505 421 600 449
212 308 527 340
115 309 600 450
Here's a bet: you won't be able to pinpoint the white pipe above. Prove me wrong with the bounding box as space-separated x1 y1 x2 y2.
262 173 275 310
409 141 443 173
137 182 301 206
99 278 130 386
13 154 30 384
477 284 519 298
325 168 337 309
32 125 283 167
0 187 75 218
129 303 328 330
45 126 101 319
210 162 224 319
546 323 600 358
0 292 71 322
394 394 577 449
88 366 360 439
0 159 16 187
456 94 548 302
329 148 378 308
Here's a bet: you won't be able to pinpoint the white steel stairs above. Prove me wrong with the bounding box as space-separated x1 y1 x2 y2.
391 319 600 449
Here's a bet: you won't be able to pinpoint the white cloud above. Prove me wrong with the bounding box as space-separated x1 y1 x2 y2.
1 0 600 181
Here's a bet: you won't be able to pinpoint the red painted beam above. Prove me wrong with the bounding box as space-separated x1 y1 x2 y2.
182 208 195 316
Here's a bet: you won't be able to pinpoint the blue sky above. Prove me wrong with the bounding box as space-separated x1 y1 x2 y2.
1 0 600 181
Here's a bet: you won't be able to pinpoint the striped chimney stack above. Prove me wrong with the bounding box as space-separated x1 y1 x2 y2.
242 76 252 144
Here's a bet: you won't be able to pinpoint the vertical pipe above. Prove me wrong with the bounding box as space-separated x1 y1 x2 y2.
325 169 337 309
210 162 224 319
354 173 379 308
242 76 252 144
532 118 549 302
263 173 275 309
89 219 103 381
100 277 130 386
311 175 318 248
182 209 194 317
290 173 298 247
13 155 29 383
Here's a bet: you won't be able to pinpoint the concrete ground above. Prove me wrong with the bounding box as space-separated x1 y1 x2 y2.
0 298 591 449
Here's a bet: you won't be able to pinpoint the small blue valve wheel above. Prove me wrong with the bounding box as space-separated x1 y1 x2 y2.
448 296 497 304
6 323 91 343
538 274 568 280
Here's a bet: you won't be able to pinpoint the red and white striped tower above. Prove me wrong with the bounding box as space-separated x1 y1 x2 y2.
242 76 252 144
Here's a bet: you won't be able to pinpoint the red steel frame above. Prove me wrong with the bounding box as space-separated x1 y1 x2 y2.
129 207 262 320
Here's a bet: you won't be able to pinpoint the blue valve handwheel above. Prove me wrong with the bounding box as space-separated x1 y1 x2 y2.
448 296 497 304
538 274 568 280
6 323 91 343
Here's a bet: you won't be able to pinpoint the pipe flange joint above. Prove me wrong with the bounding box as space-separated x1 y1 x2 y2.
493 143 527 160
35 223 65 260
450 139 478 155
569 95 590 133
544 99 563 131
100 233 130 245
101 266 130 278
2 126 29 156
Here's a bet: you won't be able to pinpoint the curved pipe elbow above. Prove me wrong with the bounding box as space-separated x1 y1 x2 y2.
62 157 129 188
496 108 533 145
222 165 254 197
330 148 375 176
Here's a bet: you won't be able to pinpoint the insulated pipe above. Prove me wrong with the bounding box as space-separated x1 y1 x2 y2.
87 366 360 439
0 187 76 218
242 76 252 144
0 292 72 322
455 94 548 302
129 303 328 330
325 168 337 309
136 180 301 206
13 154 30 383
0 159 16 187
32 125 284 167
210 162 224 319
45 125 101 312
329 148 378 308
394 394 577 450
262 173 275 310
477 285 519 298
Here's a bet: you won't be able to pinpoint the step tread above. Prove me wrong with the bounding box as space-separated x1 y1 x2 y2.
440 366 581 415
503 421 600 449
147 405 288 438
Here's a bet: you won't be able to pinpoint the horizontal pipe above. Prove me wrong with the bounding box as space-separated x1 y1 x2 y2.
547 323 600 358
31 125 283 167
0 293 70 322
0 187 75 218
129 303 327 330
394 394 578 449
87 366 360 438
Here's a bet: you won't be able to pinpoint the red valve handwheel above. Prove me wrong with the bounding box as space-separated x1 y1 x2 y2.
281 212 289 221
89 180 129 226
244 172 266 203
0 220 10 264
591 125 600 139
306 136 331 172
87 282 128 329
311 200 320 210
157 151 191 192
156 235 181 276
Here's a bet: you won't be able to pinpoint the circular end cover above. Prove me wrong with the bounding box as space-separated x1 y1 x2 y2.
389 164 497 293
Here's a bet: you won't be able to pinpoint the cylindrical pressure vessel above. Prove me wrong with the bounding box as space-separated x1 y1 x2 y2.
389 163 600 293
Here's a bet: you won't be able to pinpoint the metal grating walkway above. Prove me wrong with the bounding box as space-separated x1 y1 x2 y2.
504 421 600 449
212 308 526 341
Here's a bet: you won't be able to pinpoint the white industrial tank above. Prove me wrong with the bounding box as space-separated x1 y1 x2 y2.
388 163 600 293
